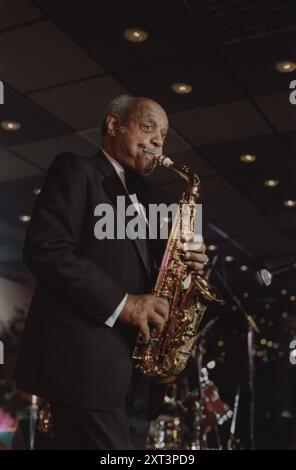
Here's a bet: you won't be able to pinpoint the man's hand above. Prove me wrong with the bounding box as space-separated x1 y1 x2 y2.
182 234 208 274
119 294 169 343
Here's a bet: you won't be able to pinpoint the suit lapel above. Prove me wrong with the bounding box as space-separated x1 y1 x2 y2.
95 151 151 275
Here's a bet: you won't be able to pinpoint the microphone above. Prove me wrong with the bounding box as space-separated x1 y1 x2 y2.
255 261 296 287
205 254 218 280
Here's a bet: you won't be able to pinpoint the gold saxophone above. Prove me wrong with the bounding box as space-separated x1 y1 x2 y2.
132 153 224 383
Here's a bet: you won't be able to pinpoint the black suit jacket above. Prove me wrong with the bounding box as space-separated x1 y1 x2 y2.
17 151 162 411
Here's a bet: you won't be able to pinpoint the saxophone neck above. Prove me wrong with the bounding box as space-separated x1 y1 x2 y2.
157 154 200 191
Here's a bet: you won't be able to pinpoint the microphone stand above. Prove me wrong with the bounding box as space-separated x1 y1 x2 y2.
28 395 38 450
215 271 259 450
193 316 220 449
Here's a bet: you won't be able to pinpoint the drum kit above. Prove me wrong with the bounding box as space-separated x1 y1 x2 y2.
147 368 236 450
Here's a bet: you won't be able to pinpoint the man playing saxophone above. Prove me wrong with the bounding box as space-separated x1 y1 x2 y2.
17 94 208 450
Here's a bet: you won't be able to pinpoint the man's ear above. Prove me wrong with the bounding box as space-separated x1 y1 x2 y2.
106 114 120 137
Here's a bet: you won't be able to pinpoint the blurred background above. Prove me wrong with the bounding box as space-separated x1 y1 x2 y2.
0 0 296 450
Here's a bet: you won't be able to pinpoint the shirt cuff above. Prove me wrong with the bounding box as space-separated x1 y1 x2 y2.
104 293 128 327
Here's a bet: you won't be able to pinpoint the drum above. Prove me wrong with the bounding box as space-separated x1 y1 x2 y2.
147 414 182 450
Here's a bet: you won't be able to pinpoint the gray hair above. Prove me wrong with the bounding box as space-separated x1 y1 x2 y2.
101 94 135 136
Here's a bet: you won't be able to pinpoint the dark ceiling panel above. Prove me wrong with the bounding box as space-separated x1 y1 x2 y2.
256 91 296 134
0 0 43 31
185 0 296 46
49 0 205 72
0 86 70 146
220 30 296 97
10 134 97 170
197 134 296 218
114 51 243 113
28 76 127 130
170 100 271 146
0 20 104 93
32 0 100 16
0 148 41 181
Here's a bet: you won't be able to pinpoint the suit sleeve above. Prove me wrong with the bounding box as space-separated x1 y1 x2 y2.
23 153 126 323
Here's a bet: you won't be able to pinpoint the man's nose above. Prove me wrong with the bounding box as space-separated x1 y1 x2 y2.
151 131 163 147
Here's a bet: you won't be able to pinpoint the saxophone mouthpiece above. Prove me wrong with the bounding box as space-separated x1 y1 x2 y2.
143 149 174 168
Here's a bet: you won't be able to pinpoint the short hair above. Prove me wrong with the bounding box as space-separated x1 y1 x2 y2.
100 94 135 136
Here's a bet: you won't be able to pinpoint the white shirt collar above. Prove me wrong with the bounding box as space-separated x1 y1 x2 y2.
101 148 125 176
101 148 128 192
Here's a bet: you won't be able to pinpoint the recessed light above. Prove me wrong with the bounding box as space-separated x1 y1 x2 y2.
33 188 41 196
243 292 249 298
225 255 234 262
240 154 256 163
281 289 287 295
19 215 30 223
283 199 296 208
240 265 248 271
123 27 148 43
290 295 296 302
282 312 288 319
208 244 218 251
206 360 216 369
275 60 296 73
171 82 193 94
264 303 271 310
1 120 21 131
264 179 279 188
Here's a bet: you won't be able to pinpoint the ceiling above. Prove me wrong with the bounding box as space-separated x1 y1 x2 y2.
0 0 295 320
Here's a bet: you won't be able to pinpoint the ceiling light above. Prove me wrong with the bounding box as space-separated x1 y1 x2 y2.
240 265 248 271
123 27 148 43
171 82 193 94
282 312 288 319
1 120 21 131
264 303 271 310
240 154 256 163
19 215 30 223
290 295 296 302
264 179 279 188
283 199 296 208
243 292 249 298
275 60 296 73
281 289 287 295
208 244 218 251
33 188 41 196
225 255 234 262
206 360 216 369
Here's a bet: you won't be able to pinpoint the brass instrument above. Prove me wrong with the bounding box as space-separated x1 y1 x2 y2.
132 154 224 383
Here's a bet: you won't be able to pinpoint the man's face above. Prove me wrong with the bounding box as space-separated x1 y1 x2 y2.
107 99 169 176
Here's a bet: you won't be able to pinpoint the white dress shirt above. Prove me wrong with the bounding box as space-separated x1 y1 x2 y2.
101 149 147 327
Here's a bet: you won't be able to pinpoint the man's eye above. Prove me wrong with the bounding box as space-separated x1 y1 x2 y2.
143 124 152 131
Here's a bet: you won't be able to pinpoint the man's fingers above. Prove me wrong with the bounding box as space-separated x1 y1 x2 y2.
153 297 169 321
185 252 208 264
187 261 204 272
138 322 150 344
148 310 166 332
183 241 206 253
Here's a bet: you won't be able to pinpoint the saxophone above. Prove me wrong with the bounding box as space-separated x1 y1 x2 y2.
132 153 224 383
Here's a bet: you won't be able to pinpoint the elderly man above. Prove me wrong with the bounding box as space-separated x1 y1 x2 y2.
17 95 208 450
